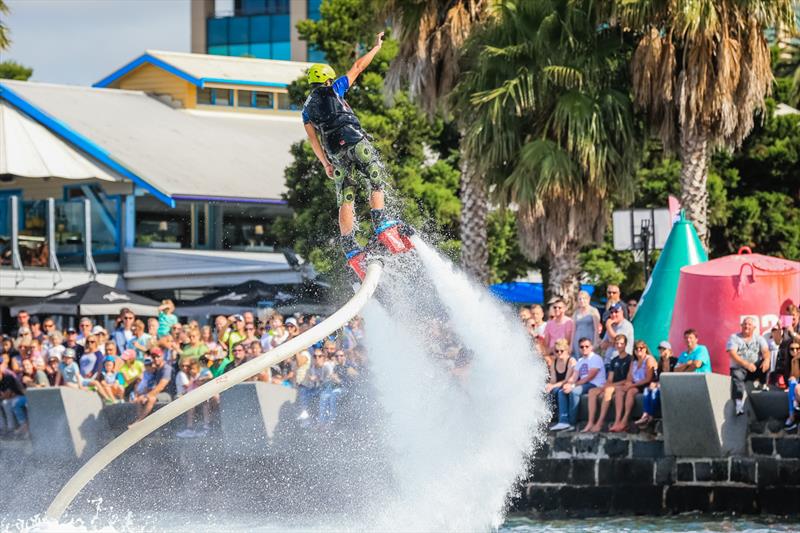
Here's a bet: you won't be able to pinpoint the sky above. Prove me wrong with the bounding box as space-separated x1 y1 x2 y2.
0 0 201 86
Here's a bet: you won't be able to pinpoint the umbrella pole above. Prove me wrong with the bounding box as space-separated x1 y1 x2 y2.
45 261 383 521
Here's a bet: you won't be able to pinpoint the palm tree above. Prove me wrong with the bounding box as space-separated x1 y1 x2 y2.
452 0 640 305
610 0 797 245
0 1 10 50
383 0 492 282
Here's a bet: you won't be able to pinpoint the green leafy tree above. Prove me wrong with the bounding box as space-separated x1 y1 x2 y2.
453 0 641 307
0 60 32 80
0 0 9 51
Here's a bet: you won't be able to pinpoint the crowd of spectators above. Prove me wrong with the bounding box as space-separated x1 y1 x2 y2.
524 287 800 434
0 301 368 439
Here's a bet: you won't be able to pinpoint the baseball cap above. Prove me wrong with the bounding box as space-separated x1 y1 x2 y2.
143 357 154 365
29 316 40 325
66 327 77 334
121 349 136 361
285 317 299 328
610 302 624 312
104 355 116 363
91 325 107 335
233 314 245 322
63 348 76 359
658 341 672 350
149 347 164 357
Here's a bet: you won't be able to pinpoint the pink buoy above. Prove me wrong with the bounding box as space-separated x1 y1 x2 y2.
669 249 800 374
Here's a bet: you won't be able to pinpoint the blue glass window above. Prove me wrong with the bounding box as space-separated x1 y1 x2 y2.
229 16 250 45
207 18 228 46
308 0 322 20
307 45 325 62
250 42 272 59
270 14 290 42
239 0 267 15
271 41 291 60
250 15 271 42
229 44 250 56
207 45 229 55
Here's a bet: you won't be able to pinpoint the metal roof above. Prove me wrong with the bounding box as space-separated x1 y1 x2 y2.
0 80 307 205
95 50 314 89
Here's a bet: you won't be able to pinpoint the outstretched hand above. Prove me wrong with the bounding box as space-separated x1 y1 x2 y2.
375 31 384 49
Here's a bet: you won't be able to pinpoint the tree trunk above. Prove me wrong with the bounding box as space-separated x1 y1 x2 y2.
459 158 489 283
679 128 710 247
546 242 582 312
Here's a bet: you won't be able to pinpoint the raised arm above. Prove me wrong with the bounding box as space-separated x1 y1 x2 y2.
346 32 384 87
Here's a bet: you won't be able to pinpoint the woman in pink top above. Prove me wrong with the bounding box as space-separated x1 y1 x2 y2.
544 298 575 355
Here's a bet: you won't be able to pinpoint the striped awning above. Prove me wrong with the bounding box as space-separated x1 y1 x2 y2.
0 101 117 181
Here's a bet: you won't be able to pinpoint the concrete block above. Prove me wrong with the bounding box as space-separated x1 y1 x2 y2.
710 459 729 482
776 438 800 459
778 459 800 485
750 436 774 455
574 435 600 455
610 485 663 514
664 485 711 513
759 486 800 515
660 373 747 457
632 440 664 459
597 458 653 485
571 459 596 485
730 458 756 484
709 487 759 514
749 390 789 420
676 462 694 482
655 457 675 485
530 458 571 484
756 458 779 487
26 386 110 461
219 382 296 457
603 437 630 458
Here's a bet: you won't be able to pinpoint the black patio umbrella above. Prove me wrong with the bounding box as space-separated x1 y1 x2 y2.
9 281 160 317
177 279 334 317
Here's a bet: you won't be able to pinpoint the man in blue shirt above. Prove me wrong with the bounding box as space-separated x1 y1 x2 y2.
675 328 712 374
302 32 403 273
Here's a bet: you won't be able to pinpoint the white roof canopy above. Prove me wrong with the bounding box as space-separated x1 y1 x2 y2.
0 101 117 181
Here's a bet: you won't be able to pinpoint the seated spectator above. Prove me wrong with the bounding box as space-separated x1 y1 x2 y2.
78 335 103 379
47 333 65 362
610 340 656 432
175 360 192 397
19 358 48 389
92 326 109 355
519 306 532 323
64 327 85 361
261 314 287 352
131 348 173 424
14 326 33 353
582 334 630 433
98 356 125 403
674 329 711 374
180 327 209 365
59 349 82 388
225 342 249 373
551 338 606 431
2 336 20 362
765 322 783 383
727 317 771 415
104 341 119 358
545 338 576 414
600 303 634 364
785 341 800 431
201 325 213 344
208 345 232 378
636 341 676 427
0 360 28 437
157 299 178 338
119 349 145 400
44 354 62 386
242 322 260 347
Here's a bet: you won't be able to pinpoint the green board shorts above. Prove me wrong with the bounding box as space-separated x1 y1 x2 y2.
329 138 387 206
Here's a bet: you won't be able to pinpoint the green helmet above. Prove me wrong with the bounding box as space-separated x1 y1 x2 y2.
308 63 336 84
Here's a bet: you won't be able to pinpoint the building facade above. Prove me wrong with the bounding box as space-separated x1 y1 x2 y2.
191 0 324 63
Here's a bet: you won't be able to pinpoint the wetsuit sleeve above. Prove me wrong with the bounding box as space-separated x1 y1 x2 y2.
331 76 350 98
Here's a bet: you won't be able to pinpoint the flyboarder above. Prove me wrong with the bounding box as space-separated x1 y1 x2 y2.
302 31 412 280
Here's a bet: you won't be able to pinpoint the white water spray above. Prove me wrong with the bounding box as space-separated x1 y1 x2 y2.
362 239 549 532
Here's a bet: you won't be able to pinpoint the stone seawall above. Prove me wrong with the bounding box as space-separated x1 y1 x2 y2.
512 431 800 517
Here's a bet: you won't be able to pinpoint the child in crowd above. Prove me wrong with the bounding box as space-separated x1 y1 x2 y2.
157 299 179 338
98 356 125 402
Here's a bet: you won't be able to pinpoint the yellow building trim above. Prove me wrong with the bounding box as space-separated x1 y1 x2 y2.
117 63 194 108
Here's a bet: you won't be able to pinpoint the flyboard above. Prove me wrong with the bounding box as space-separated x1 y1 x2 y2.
45 261 384 521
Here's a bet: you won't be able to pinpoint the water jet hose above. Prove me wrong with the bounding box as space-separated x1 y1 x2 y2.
46 262 383 521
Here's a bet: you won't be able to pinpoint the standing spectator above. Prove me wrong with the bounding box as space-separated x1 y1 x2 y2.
47 333 66 362
727 317 771 415
243 311 256 327
551 337 606 431
636 341 676 427
261 315 286 351
544 298 575 356
131 348 173 424
0 361 27 437
600 303 634 363
208 346 232 378
582 335 631 433
674 329 712 374
113 308 136 354
334 350 358 392
519 306 532 323
545 338 576 415
14 310 30 338
29 317 44 343
294 348 315 423
318 350 341 424
180 328 209 365
213 315 228 343
765 323 783 383
201 325 213 344
602 285 628 322
41 317 57 345
224 343 249 373
610 340 657 432
157 299 179 337
785 341 800 430
64 328 85 361
2 336 20 362
76 317 94 346
174 360 192 398
92 326 109 355
220 315 247 357
572 290 601 356
176 359 212 438
773 304 800 388
126 320 151 362
242 322 260 347
627 299 639 320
